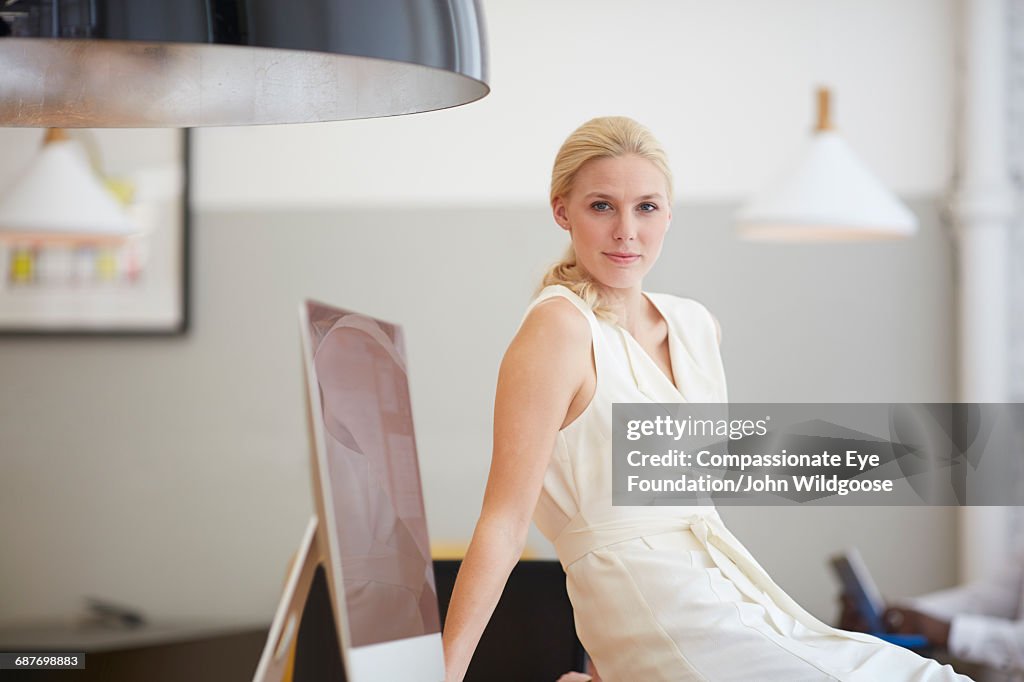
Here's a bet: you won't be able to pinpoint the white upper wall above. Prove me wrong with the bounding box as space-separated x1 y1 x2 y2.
194 0 954 210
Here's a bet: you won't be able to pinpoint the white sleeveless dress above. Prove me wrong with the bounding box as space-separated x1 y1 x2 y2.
523 285 972 682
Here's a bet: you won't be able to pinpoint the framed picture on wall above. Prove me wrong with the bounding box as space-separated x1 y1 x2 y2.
0 128 189 335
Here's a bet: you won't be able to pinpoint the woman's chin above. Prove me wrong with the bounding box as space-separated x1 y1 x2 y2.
589 266 645 289
592 277 644 293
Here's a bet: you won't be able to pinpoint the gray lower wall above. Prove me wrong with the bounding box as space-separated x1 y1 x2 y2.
0 199 957 626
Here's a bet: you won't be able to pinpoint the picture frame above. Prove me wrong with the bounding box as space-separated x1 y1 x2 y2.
0 128 190 336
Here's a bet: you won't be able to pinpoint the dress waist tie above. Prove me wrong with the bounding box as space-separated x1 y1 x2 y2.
552 509 881 644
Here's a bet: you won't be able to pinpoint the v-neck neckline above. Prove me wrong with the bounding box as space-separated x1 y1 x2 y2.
613 292 682 396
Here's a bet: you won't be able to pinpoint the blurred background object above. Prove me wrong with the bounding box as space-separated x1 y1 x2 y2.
736 87 919 241
0 128 187 333
0 0 489 126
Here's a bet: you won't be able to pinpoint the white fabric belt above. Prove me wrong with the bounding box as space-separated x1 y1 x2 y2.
553 507 882 643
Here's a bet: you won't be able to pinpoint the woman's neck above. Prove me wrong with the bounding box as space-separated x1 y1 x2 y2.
598 285 647 334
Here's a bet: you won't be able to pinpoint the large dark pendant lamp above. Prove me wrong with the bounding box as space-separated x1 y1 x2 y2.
0 0 489 127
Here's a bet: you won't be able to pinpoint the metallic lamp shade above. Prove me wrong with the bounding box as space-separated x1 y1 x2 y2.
0 0 489 127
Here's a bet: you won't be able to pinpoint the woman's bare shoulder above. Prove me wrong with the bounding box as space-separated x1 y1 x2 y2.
498 296 592 418
518 295 591 346
503 296 591 375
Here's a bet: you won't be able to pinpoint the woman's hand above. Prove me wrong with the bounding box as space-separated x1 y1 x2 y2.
556 673 592 682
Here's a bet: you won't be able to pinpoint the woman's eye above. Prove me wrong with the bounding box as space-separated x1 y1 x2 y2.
638 202 658 212
591 201 611 211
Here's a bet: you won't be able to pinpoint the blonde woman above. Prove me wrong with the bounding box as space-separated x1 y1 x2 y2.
441 116 972 681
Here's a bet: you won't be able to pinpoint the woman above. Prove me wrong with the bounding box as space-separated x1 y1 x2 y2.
441 116 971 681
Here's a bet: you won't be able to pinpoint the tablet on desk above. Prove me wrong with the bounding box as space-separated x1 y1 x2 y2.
830 548 929 649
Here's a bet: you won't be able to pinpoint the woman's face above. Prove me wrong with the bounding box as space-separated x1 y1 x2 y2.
552 153 672 292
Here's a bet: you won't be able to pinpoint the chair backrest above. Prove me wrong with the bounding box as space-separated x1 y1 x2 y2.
433 559 586 682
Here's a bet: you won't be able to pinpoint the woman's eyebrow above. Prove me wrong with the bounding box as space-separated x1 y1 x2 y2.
584 192 665 200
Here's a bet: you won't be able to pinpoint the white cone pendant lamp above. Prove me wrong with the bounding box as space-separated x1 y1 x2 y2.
0 128 136 243
737 88 918 241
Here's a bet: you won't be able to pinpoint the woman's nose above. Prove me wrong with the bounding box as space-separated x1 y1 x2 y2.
612 214 637 241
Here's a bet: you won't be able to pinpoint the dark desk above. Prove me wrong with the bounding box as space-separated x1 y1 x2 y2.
0 559 581 682
0 622 268 682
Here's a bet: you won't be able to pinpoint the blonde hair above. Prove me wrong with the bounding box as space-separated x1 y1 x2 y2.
539 116 673 321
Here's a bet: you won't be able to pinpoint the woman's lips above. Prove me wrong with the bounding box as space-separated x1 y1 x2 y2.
604 252 640 264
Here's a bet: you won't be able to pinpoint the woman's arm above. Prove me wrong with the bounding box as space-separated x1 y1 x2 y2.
442 298 591 682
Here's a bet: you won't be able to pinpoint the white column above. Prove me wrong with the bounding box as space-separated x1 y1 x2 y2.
954 0 1015 583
